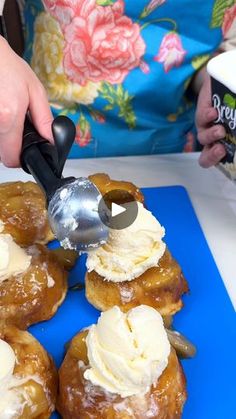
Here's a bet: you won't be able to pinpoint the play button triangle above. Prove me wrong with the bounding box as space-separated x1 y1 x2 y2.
98 190 138 230
111 202 126 217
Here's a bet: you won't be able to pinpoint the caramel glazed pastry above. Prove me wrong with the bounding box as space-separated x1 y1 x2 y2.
0 230 75 329
0 181 54 247
89 173 145 204
0 324 57 418
85 186 188 317
58 305 186 418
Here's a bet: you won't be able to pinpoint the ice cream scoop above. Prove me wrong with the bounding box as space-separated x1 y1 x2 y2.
86 202 166 281
84 305 171 397
47 177 108 251
21 116 108 252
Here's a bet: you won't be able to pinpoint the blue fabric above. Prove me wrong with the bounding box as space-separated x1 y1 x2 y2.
24 0 223 158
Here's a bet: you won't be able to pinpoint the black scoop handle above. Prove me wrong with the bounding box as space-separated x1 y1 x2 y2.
21 117 60 201
52 116 76 176
22 115 76 176
21 117 56 172
21 115 76 202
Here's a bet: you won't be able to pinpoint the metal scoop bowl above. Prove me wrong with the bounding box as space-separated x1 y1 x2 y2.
48 177 108 252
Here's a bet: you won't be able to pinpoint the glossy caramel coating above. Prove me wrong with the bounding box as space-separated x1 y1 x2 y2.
86 249 188 316
50 248 78 271
57 331 186 419
0 181 53 246
0 324 57 418
0 244 68 329
88 173 144 204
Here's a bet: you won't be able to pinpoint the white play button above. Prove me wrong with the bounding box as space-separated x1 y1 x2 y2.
111 202 126 217
98 190 138 230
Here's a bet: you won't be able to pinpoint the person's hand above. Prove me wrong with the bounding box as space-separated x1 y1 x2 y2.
196 73 226 168
0 36 53 167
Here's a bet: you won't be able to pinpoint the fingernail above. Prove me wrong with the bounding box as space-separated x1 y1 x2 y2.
213 145 225 158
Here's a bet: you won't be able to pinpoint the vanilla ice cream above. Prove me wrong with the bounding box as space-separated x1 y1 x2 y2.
0 340 15 383
0 220 4 233
0 339 23 418
86 202 166 282
0 234 32 282
84 305 170 397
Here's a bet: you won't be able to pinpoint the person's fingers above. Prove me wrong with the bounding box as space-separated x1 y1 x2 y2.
28 77 53 142
197 124 226 146
0 103 15 135
0 102 25 167
196 107 217 128
199 143 226 168
0 41 53 167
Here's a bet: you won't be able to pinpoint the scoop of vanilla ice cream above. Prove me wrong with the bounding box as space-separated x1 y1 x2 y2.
0 339 23 418
0 234 32 282
86 202 166 282
84 305 170 398
0 220 4 233
0 338 43 418
0 340 15 383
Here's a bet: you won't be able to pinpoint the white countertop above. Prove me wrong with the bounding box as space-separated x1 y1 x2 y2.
1 152 236 309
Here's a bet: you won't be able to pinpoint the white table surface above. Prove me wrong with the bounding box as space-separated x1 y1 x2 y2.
1 152 236 310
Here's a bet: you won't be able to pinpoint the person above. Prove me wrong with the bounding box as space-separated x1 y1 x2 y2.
0 0 235 169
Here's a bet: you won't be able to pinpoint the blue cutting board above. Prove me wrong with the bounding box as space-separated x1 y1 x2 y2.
29 186 236 419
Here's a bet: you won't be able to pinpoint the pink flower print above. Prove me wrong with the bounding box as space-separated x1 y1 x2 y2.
222 5 236 37
43 0 77 26
63 0 146 85
147 0 166 13
184 132 195 152
154 32 186 72
75 115 91 147
140 0 166 19
90 109 106 123
140 60 150 74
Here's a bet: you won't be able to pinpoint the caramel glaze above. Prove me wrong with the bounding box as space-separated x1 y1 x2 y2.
50 248 78 271
0 324 57 418
0 245 68 329
0 181 53 247
86 249 188 317
57 330 187 419
88 173 144 204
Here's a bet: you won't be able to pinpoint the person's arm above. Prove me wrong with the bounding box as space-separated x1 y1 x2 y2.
0 35 53 167
0 1 53 167
195 29 236 168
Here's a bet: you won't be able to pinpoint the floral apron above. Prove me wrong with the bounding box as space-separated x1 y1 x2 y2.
24 0 230 158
